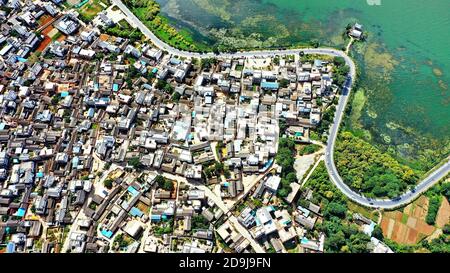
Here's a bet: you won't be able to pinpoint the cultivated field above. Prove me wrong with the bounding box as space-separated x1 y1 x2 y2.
381 196 435 244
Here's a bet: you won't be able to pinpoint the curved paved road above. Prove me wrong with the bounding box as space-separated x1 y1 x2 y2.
112 0 450 209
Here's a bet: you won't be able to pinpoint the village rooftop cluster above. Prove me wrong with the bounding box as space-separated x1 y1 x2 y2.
0 0 391 254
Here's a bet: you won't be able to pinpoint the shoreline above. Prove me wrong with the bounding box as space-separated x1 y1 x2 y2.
111 0 450 209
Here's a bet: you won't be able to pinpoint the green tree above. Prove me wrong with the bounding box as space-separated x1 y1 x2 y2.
171 92 181 102
128 157 143 170
324 202 347 219
104 179 114 189
372 225 384 240
192 215 210 230
155 175 174 191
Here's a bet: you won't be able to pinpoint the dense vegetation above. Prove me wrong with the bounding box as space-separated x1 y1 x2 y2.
124 0 208 51
424 180 450 225
191 215 210 230
335 131 419 198
128 156 143 170
104 20 144 43
303 162 374 253
104 178 114 189
153 218 174 235
113 233 133 249
171 92 181 102
386 233 450 253
275 138 298 198
298 144 321 156
316 100 337 142
302 162 347 206
200 58 218 70
155 79 174 94
203 161 230 179
332 57 350 87
155 175 174 191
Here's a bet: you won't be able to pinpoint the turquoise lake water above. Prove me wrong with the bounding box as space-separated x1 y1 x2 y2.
157 0 450 164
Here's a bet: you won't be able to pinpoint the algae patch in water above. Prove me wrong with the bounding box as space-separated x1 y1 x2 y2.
192 0 232 22
349 89 367 128
364 42 398 75
386 122 400 131
433 68 443 77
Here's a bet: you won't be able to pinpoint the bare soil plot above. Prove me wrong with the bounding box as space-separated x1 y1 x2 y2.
410 196 429 220
38 15 53 26
36 36 51 52
435 198 450 228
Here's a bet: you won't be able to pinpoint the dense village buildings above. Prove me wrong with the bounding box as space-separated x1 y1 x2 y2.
0 0 391 254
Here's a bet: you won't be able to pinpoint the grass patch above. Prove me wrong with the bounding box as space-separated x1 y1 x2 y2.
78 0 107 22
105 19 144 43
298 144 322 156
51 31 62 41
349 89 366 128
347 201 379 223
401 213 408 224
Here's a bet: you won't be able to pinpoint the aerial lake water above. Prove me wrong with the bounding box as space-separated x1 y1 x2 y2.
157 0 450 166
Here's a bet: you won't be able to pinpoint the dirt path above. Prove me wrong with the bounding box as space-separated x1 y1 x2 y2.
300 155 324 187
345 37 355 54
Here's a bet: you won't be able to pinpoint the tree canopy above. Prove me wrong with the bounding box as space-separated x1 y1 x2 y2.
335 131 419 198
276 138 297 198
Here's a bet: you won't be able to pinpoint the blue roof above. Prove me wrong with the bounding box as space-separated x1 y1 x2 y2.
130 207 144 218
74 0 88 8
262 158 274 169
151 215 161 222
261 81 279 90
297 206 310 217
60 91 69 98
72 157 79 167
101 229 113 238
112 83 119 92
152 68 158 73
169 58 181 65
127 186 139 196
36 172 44 178
239 96 251 103
15 208 26 217
87 108 95 117
301 237 309 244
6 242 15 253
0 123 5 130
